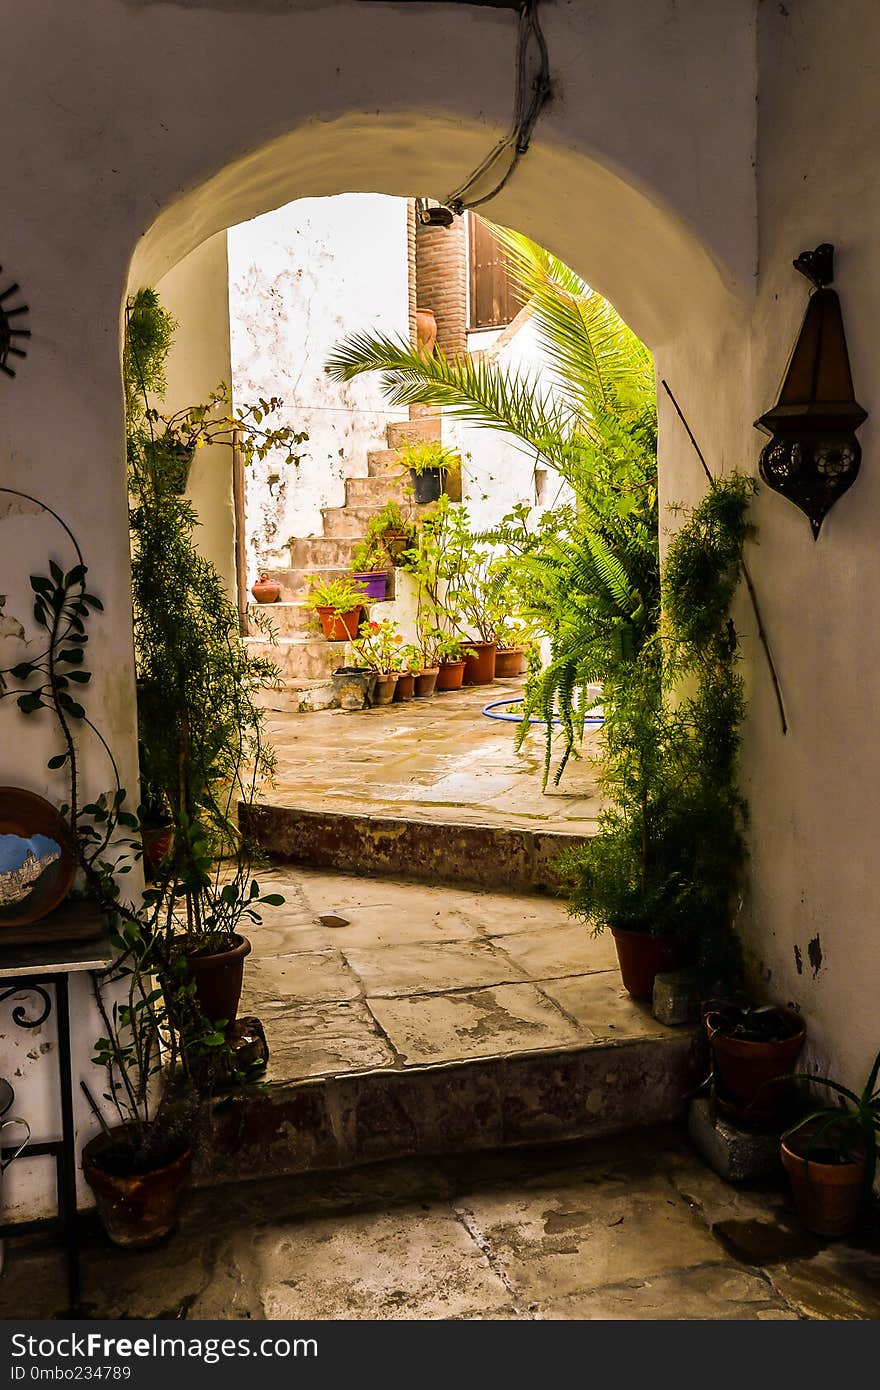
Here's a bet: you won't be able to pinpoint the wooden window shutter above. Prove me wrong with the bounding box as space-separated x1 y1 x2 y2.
467 214 524 330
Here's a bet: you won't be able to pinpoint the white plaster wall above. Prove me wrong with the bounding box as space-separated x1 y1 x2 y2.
447 314 574 531
154 231 236 594
0 0 764 1219
227 195 409 573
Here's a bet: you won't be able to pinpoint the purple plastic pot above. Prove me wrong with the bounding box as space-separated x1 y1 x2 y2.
353 571 389 602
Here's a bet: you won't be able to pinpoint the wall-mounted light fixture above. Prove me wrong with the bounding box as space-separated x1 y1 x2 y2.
754 243 867 539
415 197 456 229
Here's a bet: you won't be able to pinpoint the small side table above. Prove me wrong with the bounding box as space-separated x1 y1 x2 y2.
0 929 115 1313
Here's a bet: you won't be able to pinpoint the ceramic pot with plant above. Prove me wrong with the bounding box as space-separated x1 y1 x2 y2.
82 1126 193 1249
397 439 461 505
463 641 497 685
251 572 281 604
704 999 806 1128
494 646 526 678
305 576 367 641
373 671 399 705
779 1046 879 1237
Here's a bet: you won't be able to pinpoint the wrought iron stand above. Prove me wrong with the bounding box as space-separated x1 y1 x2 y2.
0 935 113 1315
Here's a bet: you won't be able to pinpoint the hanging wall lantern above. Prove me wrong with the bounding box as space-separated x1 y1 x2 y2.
754 243 867 539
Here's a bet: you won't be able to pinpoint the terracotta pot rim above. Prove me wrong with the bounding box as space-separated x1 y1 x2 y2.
183 932 252 964
438 658 466 669
780 1138 866 1179
706 1005 806 1052
82 1126 193 1184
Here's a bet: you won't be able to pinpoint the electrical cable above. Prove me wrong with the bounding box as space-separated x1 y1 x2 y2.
445 0 551 215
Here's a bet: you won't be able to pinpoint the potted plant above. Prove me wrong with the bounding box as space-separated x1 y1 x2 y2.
493 616 530 677
779 1046 879 1237
397 439 461 505
704 998 806 1127
350 533 391 602
559 475 755 1001
355 501 418 571
348 618 404 705
305 575 368 641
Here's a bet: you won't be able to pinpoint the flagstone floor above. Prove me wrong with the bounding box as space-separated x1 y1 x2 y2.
260 678 602 835
237 866 667 1084
2 1127 877 1320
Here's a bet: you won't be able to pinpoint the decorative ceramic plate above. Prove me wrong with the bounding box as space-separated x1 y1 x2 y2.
0 787 75 928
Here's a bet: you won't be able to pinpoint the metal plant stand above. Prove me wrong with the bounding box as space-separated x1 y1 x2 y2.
0 934 114 1313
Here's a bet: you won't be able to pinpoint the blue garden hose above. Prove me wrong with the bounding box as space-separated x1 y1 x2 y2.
481 696 604 727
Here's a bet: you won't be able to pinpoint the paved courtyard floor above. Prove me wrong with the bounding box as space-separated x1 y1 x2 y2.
262 678 602 835
237 866 665 1082
2 1127 877 1320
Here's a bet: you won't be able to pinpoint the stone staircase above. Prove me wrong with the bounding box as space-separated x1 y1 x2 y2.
244 416 442 712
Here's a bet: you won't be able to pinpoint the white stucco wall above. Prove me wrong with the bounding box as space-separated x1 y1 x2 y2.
227 195 409 574
6 0 878 1217
155 231 236 593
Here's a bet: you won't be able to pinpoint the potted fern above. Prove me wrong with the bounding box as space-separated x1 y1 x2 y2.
398 439 461 504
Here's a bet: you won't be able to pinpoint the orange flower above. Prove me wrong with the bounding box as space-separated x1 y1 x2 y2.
368 621 380 634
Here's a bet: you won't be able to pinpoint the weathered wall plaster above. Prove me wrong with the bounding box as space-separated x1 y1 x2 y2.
227 195 410 574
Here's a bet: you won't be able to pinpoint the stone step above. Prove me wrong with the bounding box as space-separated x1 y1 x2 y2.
344 475 410 508
367 448 405 478
247 600 316 637
289 536 359 569
243 636 349 681
253 678 337 714
386 416 442 450
263 566 356 598
197 1032 698 1188
239 803 589 894
321 505 383 539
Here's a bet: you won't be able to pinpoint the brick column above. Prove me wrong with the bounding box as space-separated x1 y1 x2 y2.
414 214 468 357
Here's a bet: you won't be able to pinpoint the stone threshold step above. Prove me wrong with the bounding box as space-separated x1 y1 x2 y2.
238 802 589 893
196 1032 698 1187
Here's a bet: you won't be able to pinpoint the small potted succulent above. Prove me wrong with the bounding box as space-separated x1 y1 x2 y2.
779 1046 879 1237
305 575 368 641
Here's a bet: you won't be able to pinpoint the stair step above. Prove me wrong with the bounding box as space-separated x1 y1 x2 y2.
247 601 316 637
367 449 405 478
289 536 359 569
253 678 337 714
345 475 410 508
321 505 383 539
196 1031 697 1187
239 803 588 894
243 636 349 681
386 417 442 450
264 566 360 597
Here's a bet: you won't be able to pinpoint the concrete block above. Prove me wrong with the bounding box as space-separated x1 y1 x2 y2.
688 1097 782 1183
653 969 701 1025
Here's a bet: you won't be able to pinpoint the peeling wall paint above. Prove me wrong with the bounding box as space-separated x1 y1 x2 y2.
228 195 410 576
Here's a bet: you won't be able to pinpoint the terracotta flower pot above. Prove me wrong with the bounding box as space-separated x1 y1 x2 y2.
436 659 466 691
706 1006 806 1127
610 926 691 1000
82 1128 192 1249
184 932 251 1027
463 641 497 686
415 306 438 355
413 667 440 698
494 646 526 678
385 531 412 565
781 1137 866 1237
394 671 416 701
316 605 363 641
373 671 399 705
142 824 174 880
251 572 281 604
